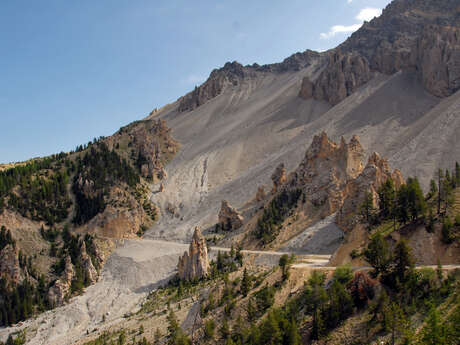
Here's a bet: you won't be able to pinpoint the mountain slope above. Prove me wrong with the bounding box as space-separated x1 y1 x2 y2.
1 0 460 343
146 0 459 242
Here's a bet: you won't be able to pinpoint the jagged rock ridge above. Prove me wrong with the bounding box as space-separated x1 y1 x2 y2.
178 50 320 112
278 132 403 230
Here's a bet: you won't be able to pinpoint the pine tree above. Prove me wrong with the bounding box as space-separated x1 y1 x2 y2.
437 169 443 215
260 312 282 344
455 162 460 185
241 268 251 297
220 319 231 340
378 178 395 219
421 306 450 345
279 254 291 281
286 317 301 345
396 184 410 224
154 328 162 345
364 233 391 277
429 179 438 199
392 240 415 284
167 309 179 343
406 177 426 220
360 191 375 225
247 298 257 321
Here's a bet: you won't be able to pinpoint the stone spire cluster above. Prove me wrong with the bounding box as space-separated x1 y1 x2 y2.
177 227 210 281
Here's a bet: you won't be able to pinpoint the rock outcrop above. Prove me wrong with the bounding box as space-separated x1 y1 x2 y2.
271 163 287 193
337 152 404 230
218 200 244 231
255 186 266 202
300 0 460 105
105 119 178 181
0 244 23 286
287 133 364 213
79 186 146 238
178 62 254 112
299 51 372 105
48 256 74 307
79 241 98 284
413 25 460 98
177 227 210 281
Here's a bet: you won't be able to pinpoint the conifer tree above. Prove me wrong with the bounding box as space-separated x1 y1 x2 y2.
241 268 251 297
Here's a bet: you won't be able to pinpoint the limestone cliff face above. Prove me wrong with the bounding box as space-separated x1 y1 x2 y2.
177 227 210 281
218 200 244 231
287 132 364 214
299 52 372 105
0 244 24 286
300 0 460 105
48 256 74 307
271 163 287 194
337 152 404 230
413 25 460 98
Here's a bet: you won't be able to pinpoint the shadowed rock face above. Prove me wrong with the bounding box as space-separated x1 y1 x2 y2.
48 256 74 307
218 200 244 231
299 52 372 105
300 0 460 104
0 244 23 286
177 227 209 281
80 242 98 284
413 25 460 98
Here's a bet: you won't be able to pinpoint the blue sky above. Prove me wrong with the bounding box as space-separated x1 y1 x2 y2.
0 0 391 163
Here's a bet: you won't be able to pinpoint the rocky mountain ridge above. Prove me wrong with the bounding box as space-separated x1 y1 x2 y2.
178 50 320 112
300 0 460 105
